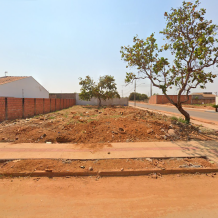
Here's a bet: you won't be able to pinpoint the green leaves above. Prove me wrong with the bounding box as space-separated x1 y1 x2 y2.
79 75 120 106
120 0 218 121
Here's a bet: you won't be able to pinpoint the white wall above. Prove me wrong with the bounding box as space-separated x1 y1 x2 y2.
216 97 218 105
75 93 128 106
0 77 49 98
76 93 99 105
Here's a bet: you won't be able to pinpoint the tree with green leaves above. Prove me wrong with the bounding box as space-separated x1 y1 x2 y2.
120 0 218 123
129 92 148 101
79 75 120 107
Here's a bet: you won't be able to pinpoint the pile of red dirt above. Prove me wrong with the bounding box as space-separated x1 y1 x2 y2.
0 106 217 144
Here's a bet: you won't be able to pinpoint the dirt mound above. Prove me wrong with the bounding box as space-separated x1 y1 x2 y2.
0 105 217 144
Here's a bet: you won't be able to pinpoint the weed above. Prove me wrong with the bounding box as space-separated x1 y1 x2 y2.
171 116 178 121
178 117 188 124
171 116 188 124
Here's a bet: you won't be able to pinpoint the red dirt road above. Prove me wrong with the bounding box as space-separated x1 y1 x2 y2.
0 175 218 218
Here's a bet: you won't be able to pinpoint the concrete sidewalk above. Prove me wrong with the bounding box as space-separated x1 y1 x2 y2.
0 141 218 162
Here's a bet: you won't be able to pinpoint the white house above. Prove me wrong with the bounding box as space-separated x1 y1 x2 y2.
0 76 49 98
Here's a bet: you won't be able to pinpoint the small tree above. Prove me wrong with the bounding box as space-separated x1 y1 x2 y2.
79 75 120 107
129 92 148 101
120 0 218 123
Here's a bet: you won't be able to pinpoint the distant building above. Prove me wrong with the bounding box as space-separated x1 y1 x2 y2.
0 76 49 98
149 92 216 104
49 93 76 99
190 92 216 100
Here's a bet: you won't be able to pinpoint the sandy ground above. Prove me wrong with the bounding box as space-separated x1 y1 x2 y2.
0 175 218 218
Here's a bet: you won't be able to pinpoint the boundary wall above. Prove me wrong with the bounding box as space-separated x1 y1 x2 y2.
0 97 75 122
149 95 215 104
75 94 128 106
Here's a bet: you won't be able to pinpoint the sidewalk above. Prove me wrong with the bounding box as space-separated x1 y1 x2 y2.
0 141 218 162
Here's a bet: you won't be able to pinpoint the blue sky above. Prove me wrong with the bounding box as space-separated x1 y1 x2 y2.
0 0 218 97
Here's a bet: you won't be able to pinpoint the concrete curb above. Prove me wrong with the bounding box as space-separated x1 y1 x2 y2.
1 168 218 178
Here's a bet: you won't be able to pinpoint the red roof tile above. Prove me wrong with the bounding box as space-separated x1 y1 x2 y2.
0 76 29 85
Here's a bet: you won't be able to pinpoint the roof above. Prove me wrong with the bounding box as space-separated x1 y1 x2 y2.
0 76 29 85
190 92 216 98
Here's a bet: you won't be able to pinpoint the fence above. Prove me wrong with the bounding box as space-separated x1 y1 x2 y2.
75 93 128 106
192 99 215 104
149 95 192 104
0 97 76 122
149 95 215 104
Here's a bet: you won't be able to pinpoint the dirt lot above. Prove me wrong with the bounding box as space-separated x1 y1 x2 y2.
0 106 217 144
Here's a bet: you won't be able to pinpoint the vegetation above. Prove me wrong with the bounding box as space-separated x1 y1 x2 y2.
129 92 148 101
120 0 218 123
79 75 120 107
171 116 187 124
212 104 218 108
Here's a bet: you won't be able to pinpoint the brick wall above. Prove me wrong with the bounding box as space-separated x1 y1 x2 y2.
49 93 76 99
44 99 50 114
56 99 61 110
35 99 44 115
0 98 5 122
148 95 157 104
7 98 23 120
192 99 215 104
0 97 76 122
50 99 56 112
24 98 35 118
149 95 192 104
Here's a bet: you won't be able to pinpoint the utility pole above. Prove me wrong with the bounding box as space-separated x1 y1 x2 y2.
134 80 136 106
150 82 152 97
121 85 125 98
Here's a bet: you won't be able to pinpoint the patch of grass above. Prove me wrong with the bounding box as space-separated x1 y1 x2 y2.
171 116 188 124
178 117 188 124
48 116 55 119
171 116 178 121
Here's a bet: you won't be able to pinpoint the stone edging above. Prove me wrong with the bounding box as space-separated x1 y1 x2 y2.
1 168 218 178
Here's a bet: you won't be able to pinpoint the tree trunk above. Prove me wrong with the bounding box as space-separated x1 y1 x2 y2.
98 98 102 108
176 104 190 123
